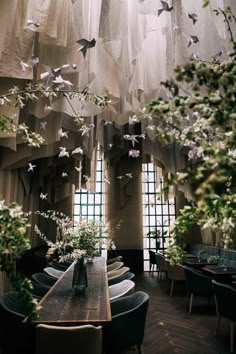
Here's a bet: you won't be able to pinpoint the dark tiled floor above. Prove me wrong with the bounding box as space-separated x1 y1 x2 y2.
130 272 233 354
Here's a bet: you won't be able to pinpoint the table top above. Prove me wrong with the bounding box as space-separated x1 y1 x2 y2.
33 257 111 325
184 259 214 267
202 265 236 275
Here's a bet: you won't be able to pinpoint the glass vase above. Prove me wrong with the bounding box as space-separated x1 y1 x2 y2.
72 257 88 294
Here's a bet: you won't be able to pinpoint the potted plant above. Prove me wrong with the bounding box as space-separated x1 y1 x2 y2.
147 229 168 251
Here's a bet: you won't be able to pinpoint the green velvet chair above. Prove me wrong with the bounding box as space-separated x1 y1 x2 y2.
108 271 135 286
0 291 33 354
212 280 236 353
32 272 57 287
183 266 214 313
103 291 149 354
148 250 157 276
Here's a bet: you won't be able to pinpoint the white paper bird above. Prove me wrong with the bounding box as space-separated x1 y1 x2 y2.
26 20 40 28
20 60 30 72
129 149 140 158
40 192 47 200
27 162 36 172
40 121 47 130
123 134 139 147
62 172 68 178
52 75 73 88
139 134 146 139
126 173 133 178
58 147 69 158
117 176 124 180
44 105 52 113
129 115 139 125
83 175 89 181
75 166 82 172
72 147 83 155
58 129 69 139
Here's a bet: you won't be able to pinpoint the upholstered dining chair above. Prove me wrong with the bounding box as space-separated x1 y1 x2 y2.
49 260 71 271
103 291 150 354
107 261 124 272
155 252 168 282
109 279 135 301
32 272 57 287
107 266 130 280
183 266 214 313
148 250 157 276
107 255 123 265
0 291 34 354
212 280 236 353
167 261 185 296
34 324 103 354
108 271 135 286
43 266 64 279
30 280 50 299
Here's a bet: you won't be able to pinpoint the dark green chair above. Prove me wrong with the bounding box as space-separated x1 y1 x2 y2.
183 266 214 313
108 271 135 286
31 280 50 299
212 280 236 353
49 260 70 271
148 250 157 276
0 291 33 353
32 272 57 287
103 291 149 354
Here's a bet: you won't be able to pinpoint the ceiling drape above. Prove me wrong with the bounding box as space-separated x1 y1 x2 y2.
0 0 235 207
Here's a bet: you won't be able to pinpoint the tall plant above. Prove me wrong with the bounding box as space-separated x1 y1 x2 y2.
142 7 236 264
0 201 40 320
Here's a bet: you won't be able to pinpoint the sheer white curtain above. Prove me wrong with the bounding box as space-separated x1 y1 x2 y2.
0 0 234 203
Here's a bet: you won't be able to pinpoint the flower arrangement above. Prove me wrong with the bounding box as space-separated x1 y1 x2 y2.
0 200 40 320
34 210 118 263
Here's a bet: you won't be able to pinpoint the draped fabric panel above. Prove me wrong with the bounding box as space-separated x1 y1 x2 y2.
0 0 235 221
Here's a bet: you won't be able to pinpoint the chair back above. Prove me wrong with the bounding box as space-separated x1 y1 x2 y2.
0 291 28 319
104 291 149 352
32 272 57 287
34 324 103 354
167 262 185 281
31 280 50 299
107 261 124 272
108 271 135 286
107 266 130 280
212 280 236 320
155 253 168 271
183 266 213 295
0 291 33 353
43 267 64 279
109 279 135 301
50 260 70 271
107 255 123 265
149 250 157 265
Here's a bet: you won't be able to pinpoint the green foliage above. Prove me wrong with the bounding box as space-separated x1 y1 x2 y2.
34 210 118 262
142 8 236 264
0 83 110 147
0 201 40 320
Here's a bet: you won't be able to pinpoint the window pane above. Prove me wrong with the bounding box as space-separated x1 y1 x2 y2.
142 163 176 272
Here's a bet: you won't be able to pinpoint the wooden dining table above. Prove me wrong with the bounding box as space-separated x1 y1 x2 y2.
202 265 236 283
32 256 111 326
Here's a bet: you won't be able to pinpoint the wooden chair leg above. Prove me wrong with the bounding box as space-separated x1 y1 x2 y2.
189 293 193 314
215 316 221 336
230 321 234 353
